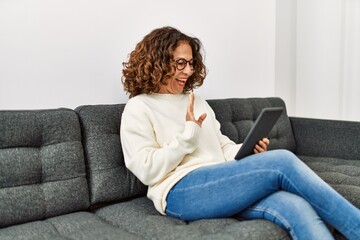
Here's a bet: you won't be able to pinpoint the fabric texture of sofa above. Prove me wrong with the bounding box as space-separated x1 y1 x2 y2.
1 97 359 240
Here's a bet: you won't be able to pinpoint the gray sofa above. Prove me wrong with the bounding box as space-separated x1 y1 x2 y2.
1 97 359 240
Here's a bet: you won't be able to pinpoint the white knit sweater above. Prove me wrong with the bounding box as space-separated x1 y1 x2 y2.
120 93 241 214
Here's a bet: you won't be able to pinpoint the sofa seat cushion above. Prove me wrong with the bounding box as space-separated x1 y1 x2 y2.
0 212 141 240
95 197 290 240
298 155 360 208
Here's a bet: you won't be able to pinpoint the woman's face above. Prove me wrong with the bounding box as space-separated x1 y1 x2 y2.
159 42 194 94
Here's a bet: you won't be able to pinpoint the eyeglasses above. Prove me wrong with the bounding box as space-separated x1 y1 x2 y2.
173 58 197 71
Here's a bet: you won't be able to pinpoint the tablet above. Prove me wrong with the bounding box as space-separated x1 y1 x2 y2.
234 107 284 160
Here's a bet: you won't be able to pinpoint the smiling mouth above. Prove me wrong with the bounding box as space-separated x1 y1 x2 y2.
176 79 186 87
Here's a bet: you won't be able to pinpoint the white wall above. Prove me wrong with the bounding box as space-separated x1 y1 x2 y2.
0 0 276 110
275 0 296 116
276 0 360 121
296 0 344 120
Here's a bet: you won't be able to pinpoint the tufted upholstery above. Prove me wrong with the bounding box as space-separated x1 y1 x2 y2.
1 97 358 240
95 197 289 240
75 98 296 209
299 156 360 208
0 109 89 228
75 105 147 206
207 97 296 152
291 117 360 209
0 212 141 240
74 98 292 239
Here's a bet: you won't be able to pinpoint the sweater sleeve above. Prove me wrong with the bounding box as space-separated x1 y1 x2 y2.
120 99 200 186
204 100 242 161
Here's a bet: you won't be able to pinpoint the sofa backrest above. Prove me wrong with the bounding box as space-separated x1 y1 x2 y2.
0 109 89 228
207 97 296 152
76 97 296 207
75 105 147 207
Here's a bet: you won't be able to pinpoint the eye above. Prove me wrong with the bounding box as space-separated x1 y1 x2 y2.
173 58 197 71
190 59 197 69
176 59 187 68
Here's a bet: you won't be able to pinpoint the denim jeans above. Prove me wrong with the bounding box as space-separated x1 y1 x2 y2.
165 150 360 240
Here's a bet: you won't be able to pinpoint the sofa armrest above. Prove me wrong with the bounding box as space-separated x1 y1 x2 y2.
290 117 360 160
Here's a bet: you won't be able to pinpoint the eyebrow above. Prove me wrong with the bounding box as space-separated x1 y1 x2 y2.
174 58 194 61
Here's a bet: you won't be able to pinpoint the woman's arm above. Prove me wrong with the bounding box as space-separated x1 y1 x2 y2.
204 100 269 160
120 99 200 186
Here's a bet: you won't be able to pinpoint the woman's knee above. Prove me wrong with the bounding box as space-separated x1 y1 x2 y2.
271 149 297 159
270 149 305 168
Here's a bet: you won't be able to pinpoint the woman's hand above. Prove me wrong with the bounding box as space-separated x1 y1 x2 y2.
186 92 207 127
253 138 270 154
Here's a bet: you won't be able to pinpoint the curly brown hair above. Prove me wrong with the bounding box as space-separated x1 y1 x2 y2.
122 26 207 98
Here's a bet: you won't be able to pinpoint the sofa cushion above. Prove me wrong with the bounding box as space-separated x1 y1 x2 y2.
0 109 89 228
291 117 360 160
206 98 296 152
298 155 360 208
76 97 295 207
75 105 147 206
95 197 290 240
0 212 141 240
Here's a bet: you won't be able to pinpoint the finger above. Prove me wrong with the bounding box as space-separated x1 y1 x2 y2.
188 92 194 112
258 140 267 151
197 113 207 127
263 138 270 145
186 93 195 121
254 144 265 153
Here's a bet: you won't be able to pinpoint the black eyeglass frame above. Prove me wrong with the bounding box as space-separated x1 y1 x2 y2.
172 58 197 71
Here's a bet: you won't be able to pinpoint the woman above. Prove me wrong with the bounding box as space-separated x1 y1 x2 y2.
120 26 360 240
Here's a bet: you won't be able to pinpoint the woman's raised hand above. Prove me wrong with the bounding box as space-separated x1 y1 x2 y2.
186 92 207 127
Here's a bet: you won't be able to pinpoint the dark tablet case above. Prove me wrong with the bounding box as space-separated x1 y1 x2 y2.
234 107 284 160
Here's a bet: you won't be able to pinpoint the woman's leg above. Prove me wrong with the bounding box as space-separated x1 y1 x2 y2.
237 191 334 240
165 150 360 239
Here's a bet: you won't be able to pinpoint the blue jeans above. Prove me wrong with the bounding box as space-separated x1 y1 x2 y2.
165 150 360 240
